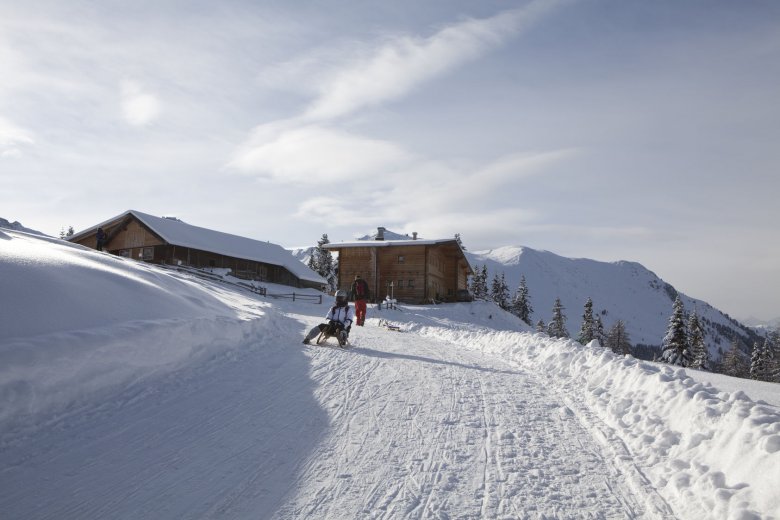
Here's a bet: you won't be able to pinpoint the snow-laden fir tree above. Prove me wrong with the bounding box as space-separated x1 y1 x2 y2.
688 309 709 370
470 265 489 301
720 338 747 378
491 272 510 310
510 275 533 325
749 341 766 381
765 334 779 383
536 319 546 334
308 234 337 292
547 298 569 338
605 320 631 355
577 298 595 345
594 315 607 347
661 296 691 366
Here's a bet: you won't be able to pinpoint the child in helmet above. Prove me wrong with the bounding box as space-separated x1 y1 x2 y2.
302 290 354 346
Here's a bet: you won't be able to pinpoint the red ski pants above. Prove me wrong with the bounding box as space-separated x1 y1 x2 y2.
355 299 367 325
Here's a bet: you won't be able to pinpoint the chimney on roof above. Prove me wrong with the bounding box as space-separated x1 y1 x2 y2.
376 227 385 240
412 232 418 240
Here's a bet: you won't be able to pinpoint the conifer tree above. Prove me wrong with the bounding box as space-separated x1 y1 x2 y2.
547 298 569 338
469 267 480 299
490 273 510 310
594 315 607 347
536 319 546 334
59 226 75 239
661 296 691 366
310 234 336 292
720 338 747 378
577 298 595 345
765 334 779 383
470 265 489 301
510 275 533 325
605 320 631 355
688 310 709 370
500 273 510 309
750 341 766 381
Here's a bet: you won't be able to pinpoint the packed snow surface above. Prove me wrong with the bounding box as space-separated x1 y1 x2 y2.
1 229 779 519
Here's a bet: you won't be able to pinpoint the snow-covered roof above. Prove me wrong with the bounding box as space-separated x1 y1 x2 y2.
324 238 451 248
324 233 473 273
70 210 325 284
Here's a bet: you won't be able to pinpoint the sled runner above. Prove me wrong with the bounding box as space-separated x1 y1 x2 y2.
316 322 350 348
378 319 403 332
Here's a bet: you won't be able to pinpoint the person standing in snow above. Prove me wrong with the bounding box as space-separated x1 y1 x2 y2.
302 290 354 346
96 227 106 251
349 274 370 326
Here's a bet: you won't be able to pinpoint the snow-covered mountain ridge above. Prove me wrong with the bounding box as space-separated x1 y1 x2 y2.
0 217 45 236
468 245 761 361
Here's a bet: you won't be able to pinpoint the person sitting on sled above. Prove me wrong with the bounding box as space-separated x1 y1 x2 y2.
302 289 354 345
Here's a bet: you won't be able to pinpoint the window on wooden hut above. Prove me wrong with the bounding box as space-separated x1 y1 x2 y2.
408 279 415 288
398 255 405 264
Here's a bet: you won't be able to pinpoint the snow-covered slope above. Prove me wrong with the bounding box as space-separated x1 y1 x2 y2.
3 229 779 519
469 245 761 361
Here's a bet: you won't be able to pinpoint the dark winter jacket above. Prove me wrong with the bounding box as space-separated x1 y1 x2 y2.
350 279 370 301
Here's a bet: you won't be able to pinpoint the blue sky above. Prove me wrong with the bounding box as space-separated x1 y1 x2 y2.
1 0 778 321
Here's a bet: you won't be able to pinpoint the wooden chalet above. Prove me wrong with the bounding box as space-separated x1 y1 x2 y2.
325 227 473 304
68 210 326 289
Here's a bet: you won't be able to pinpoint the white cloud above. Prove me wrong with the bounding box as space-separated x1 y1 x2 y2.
290 149 569 233
0 116 34 158
120 80 161 126
229 122 412 184
303 1 559 121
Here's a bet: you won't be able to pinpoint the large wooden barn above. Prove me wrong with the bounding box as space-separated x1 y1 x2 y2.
68 210 326 289
325 227 473 304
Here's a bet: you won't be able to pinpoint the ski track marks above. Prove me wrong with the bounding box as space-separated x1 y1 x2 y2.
277 320 648 519
3 305 658 519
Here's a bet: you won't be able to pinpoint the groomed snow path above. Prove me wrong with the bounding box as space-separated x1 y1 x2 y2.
1 310 667 519
282 321 666 520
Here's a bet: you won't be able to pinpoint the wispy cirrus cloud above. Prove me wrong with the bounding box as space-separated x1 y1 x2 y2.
232 2 562 182
290 148 572 234
0 116 35 158
303 2 559 121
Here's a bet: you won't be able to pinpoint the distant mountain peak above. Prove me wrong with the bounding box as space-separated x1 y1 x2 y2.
357 227 420 241
472 246 528 266
467 244 760 362
0 218 46 236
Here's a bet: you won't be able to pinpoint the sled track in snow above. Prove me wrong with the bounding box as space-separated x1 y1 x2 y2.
276 323 656 519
